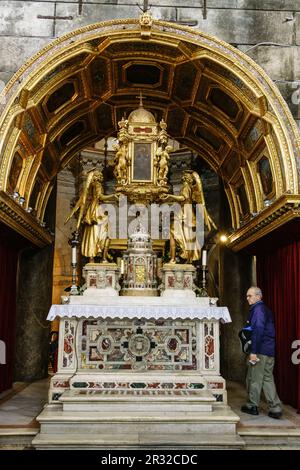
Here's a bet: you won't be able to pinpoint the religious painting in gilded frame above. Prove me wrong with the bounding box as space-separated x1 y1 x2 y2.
132 142 152 182
236 183 250 218
7 151 24 194
257 156 274 199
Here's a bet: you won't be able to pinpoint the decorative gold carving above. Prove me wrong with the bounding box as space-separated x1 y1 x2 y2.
224 184 238 229
139 12 153 39
1 127 22 192
19 154 34 200
228 195 300 251
40 181 53 221
264 133 283 196
113 99 170 204
0 17 299 246
239 166 254 215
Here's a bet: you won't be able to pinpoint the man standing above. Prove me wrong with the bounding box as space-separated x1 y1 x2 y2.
241 286 282 419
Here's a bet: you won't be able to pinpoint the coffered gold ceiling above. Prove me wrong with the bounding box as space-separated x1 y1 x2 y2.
0 17 300 249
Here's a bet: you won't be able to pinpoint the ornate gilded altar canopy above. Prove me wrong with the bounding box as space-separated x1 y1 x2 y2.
0 15 300 250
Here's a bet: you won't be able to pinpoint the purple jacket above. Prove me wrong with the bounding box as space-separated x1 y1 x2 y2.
249 301 275 357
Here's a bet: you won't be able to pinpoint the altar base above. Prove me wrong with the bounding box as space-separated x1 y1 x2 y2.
32 304 243 449
33 400 243 449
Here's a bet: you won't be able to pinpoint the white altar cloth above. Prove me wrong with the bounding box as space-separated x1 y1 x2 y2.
47 298 231 323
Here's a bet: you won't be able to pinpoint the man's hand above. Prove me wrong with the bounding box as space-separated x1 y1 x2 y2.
249 353 258 362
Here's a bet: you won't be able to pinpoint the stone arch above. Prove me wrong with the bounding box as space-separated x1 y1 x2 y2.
0 17 299 248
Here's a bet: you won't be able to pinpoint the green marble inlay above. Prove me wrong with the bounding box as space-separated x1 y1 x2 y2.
52 393 62 401
214 394 223 402
189 383 204 389
130 383 147 389
72 382 88 388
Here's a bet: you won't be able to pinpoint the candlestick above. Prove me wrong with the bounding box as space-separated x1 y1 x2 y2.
202 249 207 266
68 231 80 295
198 261 208 297
72 246 77 265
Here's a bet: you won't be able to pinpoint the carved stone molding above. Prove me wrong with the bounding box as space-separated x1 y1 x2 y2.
227 195 300 251
0 191 53 247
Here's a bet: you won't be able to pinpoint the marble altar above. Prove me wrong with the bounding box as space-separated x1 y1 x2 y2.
32 293 243 449
32 102 242 449
47 298 230 403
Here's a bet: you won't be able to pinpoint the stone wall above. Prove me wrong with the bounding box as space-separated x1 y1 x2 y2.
1 1 300 126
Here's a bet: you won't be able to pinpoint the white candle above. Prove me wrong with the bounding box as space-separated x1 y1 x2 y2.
72 246 77 265
120 260 124 275
202 249 207 266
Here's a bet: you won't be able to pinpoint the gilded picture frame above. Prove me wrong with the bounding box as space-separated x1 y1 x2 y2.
131 141 153 182
257 155 275 199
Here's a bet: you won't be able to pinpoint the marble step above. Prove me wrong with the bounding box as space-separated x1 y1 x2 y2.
0 428 38 449
59 389 216 412
36 404 240 436
239 429 300 448
32 432 245 450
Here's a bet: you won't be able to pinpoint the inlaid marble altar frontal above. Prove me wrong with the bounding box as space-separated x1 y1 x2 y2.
46 300 230 406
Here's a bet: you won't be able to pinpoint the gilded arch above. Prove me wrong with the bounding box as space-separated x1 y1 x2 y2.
0 16 300 249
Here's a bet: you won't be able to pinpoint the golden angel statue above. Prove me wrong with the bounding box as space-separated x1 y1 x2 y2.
156 145 172 184
112 142 128 183
65 169 118 263
191 171 217 232
161 170 216 264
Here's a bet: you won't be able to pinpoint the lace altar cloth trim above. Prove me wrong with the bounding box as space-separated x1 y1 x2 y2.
47 303 231 323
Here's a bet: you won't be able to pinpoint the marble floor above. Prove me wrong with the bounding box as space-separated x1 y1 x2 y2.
229 381 300 429
0 379 48 427
0 378 300 449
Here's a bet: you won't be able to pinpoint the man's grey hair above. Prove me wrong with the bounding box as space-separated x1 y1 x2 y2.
249 286 262 297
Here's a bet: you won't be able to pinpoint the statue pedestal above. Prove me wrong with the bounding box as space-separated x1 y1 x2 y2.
82 262 120 297
160 263 198 299
32 299 243 449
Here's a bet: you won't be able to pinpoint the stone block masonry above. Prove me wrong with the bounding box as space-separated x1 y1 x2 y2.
1 0 300 125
